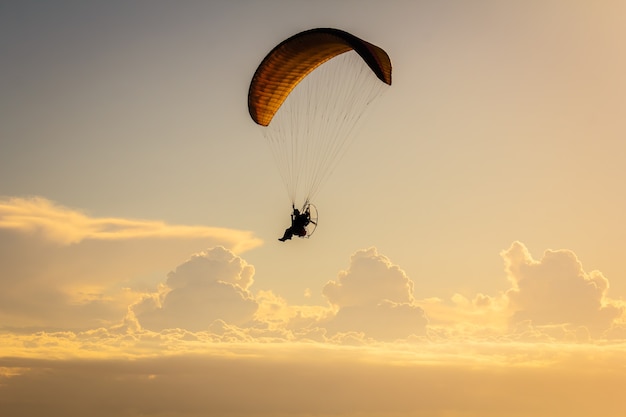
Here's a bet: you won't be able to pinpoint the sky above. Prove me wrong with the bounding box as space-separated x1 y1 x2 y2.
1 1 626 416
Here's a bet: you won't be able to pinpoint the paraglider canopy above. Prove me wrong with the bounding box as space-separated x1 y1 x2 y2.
249 28 392 127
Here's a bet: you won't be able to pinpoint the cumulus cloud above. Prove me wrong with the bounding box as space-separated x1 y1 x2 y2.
0 197 262 331
420 242 625 342
321 248 428 340
134 247 258 331
324 248 415 307
503 241 623 337
132 247 430 342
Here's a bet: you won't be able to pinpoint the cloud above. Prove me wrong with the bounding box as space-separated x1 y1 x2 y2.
3 237 626 417
420 242 625 342
0 197 262 331
1 199 623 346
503 241 623 337
131 246 430 342
323 248 416 307
0 197 262 252
134 247 258 331
418 293 510 341
321 248 428 340
2 341 626 417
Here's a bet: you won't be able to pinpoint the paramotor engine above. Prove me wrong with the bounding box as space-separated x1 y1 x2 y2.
248 28 392 210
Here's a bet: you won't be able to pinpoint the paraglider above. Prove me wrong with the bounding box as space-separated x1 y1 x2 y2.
278 204 314 241
248 28 392 240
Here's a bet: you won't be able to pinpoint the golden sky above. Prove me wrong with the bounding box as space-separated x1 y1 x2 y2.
2 1 626 416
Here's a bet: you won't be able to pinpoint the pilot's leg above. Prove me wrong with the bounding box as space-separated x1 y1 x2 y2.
279 228 293 241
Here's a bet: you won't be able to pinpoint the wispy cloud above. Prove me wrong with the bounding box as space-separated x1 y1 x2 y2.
0 196 262 252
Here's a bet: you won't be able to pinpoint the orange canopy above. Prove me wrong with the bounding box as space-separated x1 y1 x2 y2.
248 28 392 126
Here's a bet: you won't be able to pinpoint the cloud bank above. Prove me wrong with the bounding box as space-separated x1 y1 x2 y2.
2 199 626 417
1 197 624 342
2 343 626 417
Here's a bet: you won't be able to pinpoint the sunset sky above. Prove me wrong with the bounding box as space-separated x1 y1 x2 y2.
2 1 626 416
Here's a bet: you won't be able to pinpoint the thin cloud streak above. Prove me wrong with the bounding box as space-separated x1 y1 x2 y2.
0 197 262 252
